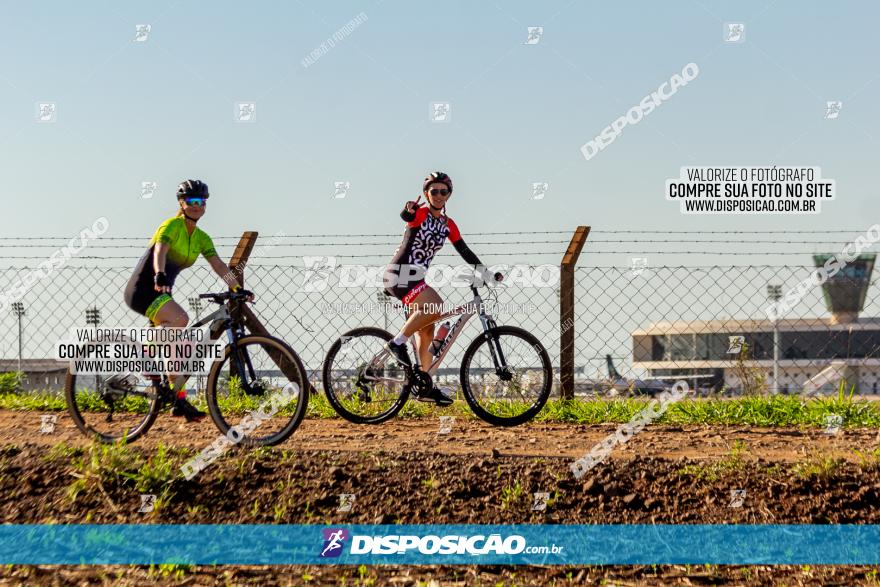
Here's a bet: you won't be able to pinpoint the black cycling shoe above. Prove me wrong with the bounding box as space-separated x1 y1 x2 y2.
416 385 453 407
171 396 206 422
384 340 412 367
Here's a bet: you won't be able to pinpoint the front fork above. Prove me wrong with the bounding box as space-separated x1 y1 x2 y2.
480 315 512 380
227 325 261 393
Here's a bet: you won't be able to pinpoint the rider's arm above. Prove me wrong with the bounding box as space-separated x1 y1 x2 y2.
447 218 502 284
401 201 428 225
446 218 483 266
207 256 241 290
447 218 502 285
152 243 170 274
200 233 245 291
151 217 181 291
152 243 171 292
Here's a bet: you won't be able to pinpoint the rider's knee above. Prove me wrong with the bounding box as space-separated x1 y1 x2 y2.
166 313 188 328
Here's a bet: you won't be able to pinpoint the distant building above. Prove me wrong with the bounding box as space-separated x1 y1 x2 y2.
632 254 879 394
0 359 68 392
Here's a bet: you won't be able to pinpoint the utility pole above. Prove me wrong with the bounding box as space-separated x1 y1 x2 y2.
767 285 782 394
11 302 25 375
85 306 101 391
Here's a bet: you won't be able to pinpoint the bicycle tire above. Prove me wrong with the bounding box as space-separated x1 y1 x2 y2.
204 334 309 447
460 325 552 426
64 371 160 444
322 327 411 424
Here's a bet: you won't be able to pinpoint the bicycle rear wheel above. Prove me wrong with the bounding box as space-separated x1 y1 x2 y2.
65 371 160 443
321 327 410 424
205 335 308 447
460 326 553 426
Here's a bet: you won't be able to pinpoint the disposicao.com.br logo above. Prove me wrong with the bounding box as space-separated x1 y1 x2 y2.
320 528 349 557
319 528 564 557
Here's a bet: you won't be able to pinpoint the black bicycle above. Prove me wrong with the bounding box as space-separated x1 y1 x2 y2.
65 290 308 445
322 282 553 426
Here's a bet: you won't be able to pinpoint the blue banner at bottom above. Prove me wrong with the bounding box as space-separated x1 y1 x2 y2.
1 524 879 565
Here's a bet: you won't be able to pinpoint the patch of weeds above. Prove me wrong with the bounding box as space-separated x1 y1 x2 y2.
852 447 880 470
147 563 192 581
677 440 748 482
68 441 142 502
134 443 176 494
791 454 843 480
43 443 82 463
500 479 524 510
356 564 375 586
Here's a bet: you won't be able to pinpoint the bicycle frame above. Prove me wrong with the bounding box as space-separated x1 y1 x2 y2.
415 285 497 375
189 300 261 392
109 303 240 398
367 285 510 378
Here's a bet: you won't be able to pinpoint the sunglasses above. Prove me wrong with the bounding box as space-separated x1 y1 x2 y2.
428 189 449 196
184 198 207 207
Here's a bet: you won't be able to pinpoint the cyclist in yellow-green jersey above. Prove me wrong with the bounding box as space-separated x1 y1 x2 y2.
123 179 252 421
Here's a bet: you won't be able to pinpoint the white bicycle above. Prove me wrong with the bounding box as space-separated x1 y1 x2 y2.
321 281 552 426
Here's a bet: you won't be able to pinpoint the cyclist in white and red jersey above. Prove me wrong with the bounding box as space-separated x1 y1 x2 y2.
383 171 501 405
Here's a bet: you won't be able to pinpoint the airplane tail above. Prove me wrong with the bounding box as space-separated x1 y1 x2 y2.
605 354 622 380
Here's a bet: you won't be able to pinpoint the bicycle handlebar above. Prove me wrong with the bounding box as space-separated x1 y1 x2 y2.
198 290 253 304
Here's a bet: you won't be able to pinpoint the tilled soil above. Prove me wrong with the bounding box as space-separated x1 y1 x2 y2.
2 410 880 585
3 409 879 463
3 562 880 586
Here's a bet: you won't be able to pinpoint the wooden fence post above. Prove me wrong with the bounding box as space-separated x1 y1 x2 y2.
560 226 590 399
228 231 318 396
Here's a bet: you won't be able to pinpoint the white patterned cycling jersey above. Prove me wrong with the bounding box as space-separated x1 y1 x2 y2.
384 203 484 300
390 206 462 269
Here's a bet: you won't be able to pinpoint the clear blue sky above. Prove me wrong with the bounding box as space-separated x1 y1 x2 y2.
1 0 877 246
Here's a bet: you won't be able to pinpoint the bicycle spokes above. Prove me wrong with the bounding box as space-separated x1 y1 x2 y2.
461 326 553 425
67 373 157 442
323 329 410 423
209 336 307 445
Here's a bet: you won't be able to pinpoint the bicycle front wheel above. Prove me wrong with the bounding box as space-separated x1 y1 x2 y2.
205 335 308 447
460 326 553 426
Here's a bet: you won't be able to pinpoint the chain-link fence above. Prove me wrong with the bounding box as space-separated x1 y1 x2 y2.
3 229 879 397
576 264 880 396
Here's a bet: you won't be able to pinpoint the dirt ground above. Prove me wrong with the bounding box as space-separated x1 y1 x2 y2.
3 409 879 462
2 409 880 585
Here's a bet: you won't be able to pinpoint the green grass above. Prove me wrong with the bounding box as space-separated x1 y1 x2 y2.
147 563 192 581
678 439 748 482
500 479 524 510
791 454 845 480
65 441 179 510
0 372 22 394
0 391 67 411
5 380 880 427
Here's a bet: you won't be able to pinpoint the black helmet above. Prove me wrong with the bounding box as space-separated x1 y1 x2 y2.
176 179 209 199
423 171 453 194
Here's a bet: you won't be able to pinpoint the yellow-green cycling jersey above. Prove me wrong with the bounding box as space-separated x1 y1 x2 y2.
123 216 218 322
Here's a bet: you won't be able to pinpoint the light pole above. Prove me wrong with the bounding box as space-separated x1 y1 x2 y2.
376 290 390 332
767 285 782 394
188 297 204 393
85 307 101 327
85 307 101 391
11 302 25 375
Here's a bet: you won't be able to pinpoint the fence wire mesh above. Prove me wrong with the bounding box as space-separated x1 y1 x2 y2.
2 229 879 396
